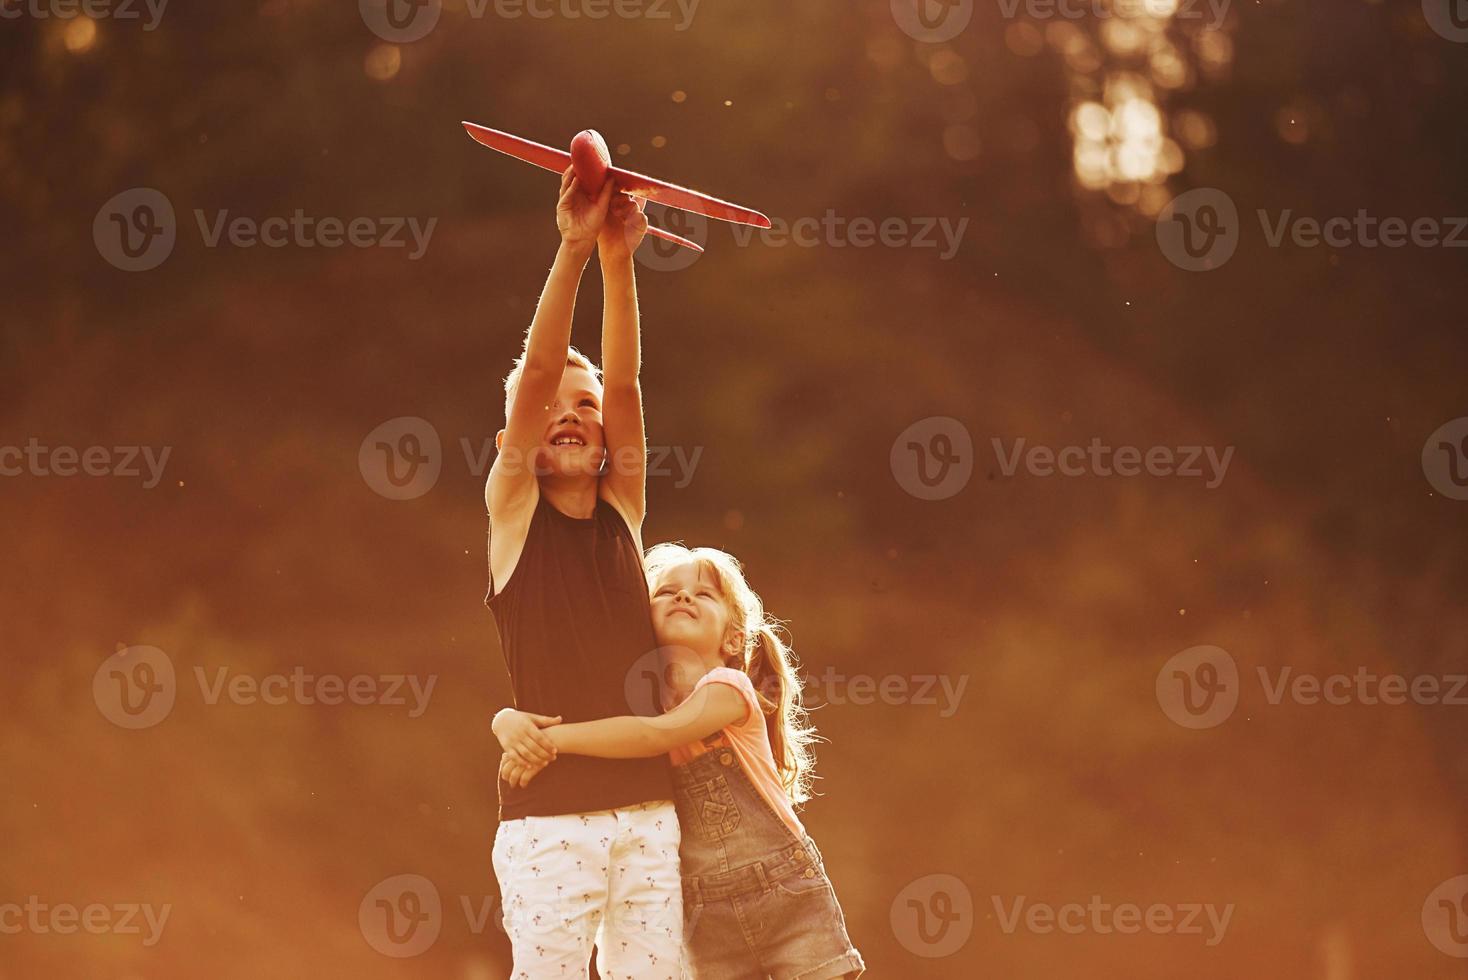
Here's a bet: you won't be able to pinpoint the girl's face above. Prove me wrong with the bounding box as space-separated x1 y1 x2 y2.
649 560 737 662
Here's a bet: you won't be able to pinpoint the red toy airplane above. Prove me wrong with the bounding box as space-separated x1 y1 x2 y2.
462 122 771 253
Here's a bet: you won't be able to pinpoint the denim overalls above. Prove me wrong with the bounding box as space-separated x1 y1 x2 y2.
672 736 864 980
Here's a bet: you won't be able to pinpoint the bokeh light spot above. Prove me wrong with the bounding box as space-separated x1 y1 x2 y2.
364 44 401 82
64 17 97 54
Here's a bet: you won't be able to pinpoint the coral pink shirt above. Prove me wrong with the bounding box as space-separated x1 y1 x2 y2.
668 667 805 839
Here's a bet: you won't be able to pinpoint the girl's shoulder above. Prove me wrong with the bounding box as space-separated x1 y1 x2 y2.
697 666 756 694
695 667 761 720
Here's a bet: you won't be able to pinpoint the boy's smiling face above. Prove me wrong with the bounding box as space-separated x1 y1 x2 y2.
537 365 605 477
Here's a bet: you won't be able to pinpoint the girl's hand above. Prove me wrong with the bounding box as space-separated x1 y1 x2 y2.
492 708 562 767
599 193 648 263
499 755 548 789
557 167 614 248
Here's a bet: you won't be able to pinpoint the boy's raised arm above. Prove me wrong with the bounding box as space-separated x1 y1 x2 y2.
595 195 650 529
486 169 612 518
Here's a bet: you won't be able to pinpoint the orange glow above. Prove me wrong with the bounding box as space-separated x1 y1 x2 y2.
364 43 401 82
63 17 97 54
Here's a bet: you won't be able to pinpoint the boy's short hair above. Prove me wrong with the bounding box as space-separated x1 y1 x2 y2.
503 343 602 420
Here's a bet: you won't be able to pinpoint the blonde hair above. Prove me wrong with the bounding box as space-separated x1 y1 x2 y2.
502 343 601 419
644 543 817 805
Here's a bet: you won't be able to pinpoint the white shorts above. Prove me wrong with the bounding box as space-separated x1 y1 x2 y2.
493 799 683 979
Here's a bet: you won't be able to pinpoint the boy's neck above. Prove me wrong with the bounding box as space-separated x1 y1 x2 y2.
539 475 600 519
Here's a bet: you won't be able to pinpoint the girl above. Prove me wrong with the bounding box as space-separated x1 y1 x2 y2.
494 543 865 980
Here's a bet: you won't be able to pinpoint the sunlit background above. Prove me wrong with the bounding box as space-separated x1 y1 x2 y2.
3 0 1468 977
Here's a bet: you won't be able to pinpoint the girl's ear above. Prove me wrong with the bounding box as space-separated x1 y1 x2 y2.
721 628 745 666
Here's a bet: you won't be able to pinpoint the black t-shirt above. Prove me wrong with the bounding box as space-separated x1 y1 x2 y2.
487 494 672 819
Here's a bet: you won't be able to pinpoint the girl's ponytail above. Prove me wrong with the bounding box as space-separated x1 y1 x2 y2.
744 623 815 805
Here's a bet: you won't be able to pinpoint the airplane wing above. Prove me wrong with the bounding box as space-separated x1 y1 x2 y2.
645 224 705 253
609 166 772 229
462 122 771 230
462 122 572 175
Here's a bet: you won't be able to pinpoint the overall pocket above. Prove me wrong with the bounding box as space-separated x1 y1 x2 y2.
676 768 742 842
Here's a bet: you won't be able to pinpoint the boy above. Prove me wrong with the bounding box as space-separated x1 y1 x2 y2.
485 169 680 978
